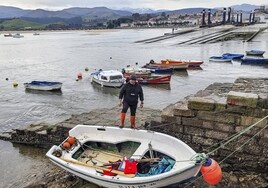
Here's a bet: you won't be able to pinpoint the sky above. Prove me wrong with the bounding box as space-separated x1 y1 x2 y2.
0 0 267 10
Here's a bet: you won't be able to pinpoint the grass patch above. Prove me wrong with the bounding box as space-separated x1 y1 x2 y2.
0 18 46 30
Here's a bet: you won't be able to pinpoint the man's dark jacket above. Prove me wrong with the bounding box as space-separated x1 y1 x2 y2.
119 82 144 105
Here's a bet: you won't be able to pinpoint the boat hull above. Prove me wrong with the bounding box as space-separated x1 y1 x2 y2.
241 58 268 65
124 72 150 78
222 53 244 59
24 81 62 91
49 155 200 188
91 70 125 88
143 65 173 74
161 60 203 68
138 75 171 84
150 62 189 70
246 50 265 56
91 77 124 88
209 56 232 62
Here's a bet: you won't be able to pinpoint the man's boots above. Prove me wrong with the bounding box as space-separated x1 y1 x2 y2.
130 115 136 129
119 113 126 128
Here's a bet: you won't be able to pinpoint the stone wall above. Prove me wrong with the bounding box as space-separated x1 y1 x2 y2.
0 108 161 148
154 78 268 173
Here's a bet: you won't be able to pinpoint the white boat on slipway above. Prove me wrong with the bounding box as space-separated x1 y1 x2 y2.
91 69 125 88
46 125 205 188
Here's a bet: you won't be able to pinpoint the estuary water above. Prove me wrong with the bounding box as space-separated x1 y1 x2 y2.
0 27 268 187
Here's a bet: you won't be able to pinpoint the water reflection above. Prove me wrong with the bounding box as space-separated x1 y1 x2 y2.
208 60 232 64
187 67 203 71
91 82 120 96
143 83 171 90
25 89 63 95
172 70 189 77
13 143 48 157
240 63 268 68
0 140 50 188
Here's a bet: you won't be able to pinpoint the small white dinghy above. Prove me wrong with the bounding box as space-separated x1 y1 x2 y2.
46 125 206 188
91 69 125 88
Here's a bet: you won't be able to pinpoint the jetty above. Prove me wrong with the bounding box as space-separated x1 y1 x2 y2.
135 27 199 43
246 26 268 42
135 24 268 45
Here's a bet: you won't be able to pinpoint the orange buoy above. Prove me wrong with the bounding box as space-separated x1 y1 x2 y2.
62 142 71 149
67 136 76 145
77 72 82 79
200 158 222 185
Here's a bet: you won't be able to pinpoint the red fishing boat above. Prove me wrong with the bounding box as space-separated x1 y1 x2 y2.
137 74 171 84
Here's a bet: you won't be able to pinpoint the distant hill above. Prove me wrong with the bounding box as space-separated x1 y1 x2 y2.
22 9 76 19
165 8 218 15
0 6 30 18
231 4 259 12
0 5 132 20
119 7 159 14
64 7 131 18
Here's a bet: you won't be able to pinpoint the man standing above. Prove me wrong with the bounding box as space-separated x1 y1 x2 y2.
119 75 144 128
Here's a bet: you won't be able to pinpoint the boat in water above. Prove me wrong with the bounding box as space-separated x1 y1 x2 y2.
222 53 244 59
241 58 268 65
123 67 152 77
245 50 265 56
12 33 24 38
91 69 125 88
142 65 173 74
136 74 171 84
209 56 232 62
46 125 216 188
4 33 13 37
161 59 203 68
148 61 189 70
24 81 62 91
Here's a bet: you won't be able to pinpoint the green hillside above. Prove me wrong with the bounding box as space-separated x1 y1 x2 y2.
0 18 46 30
